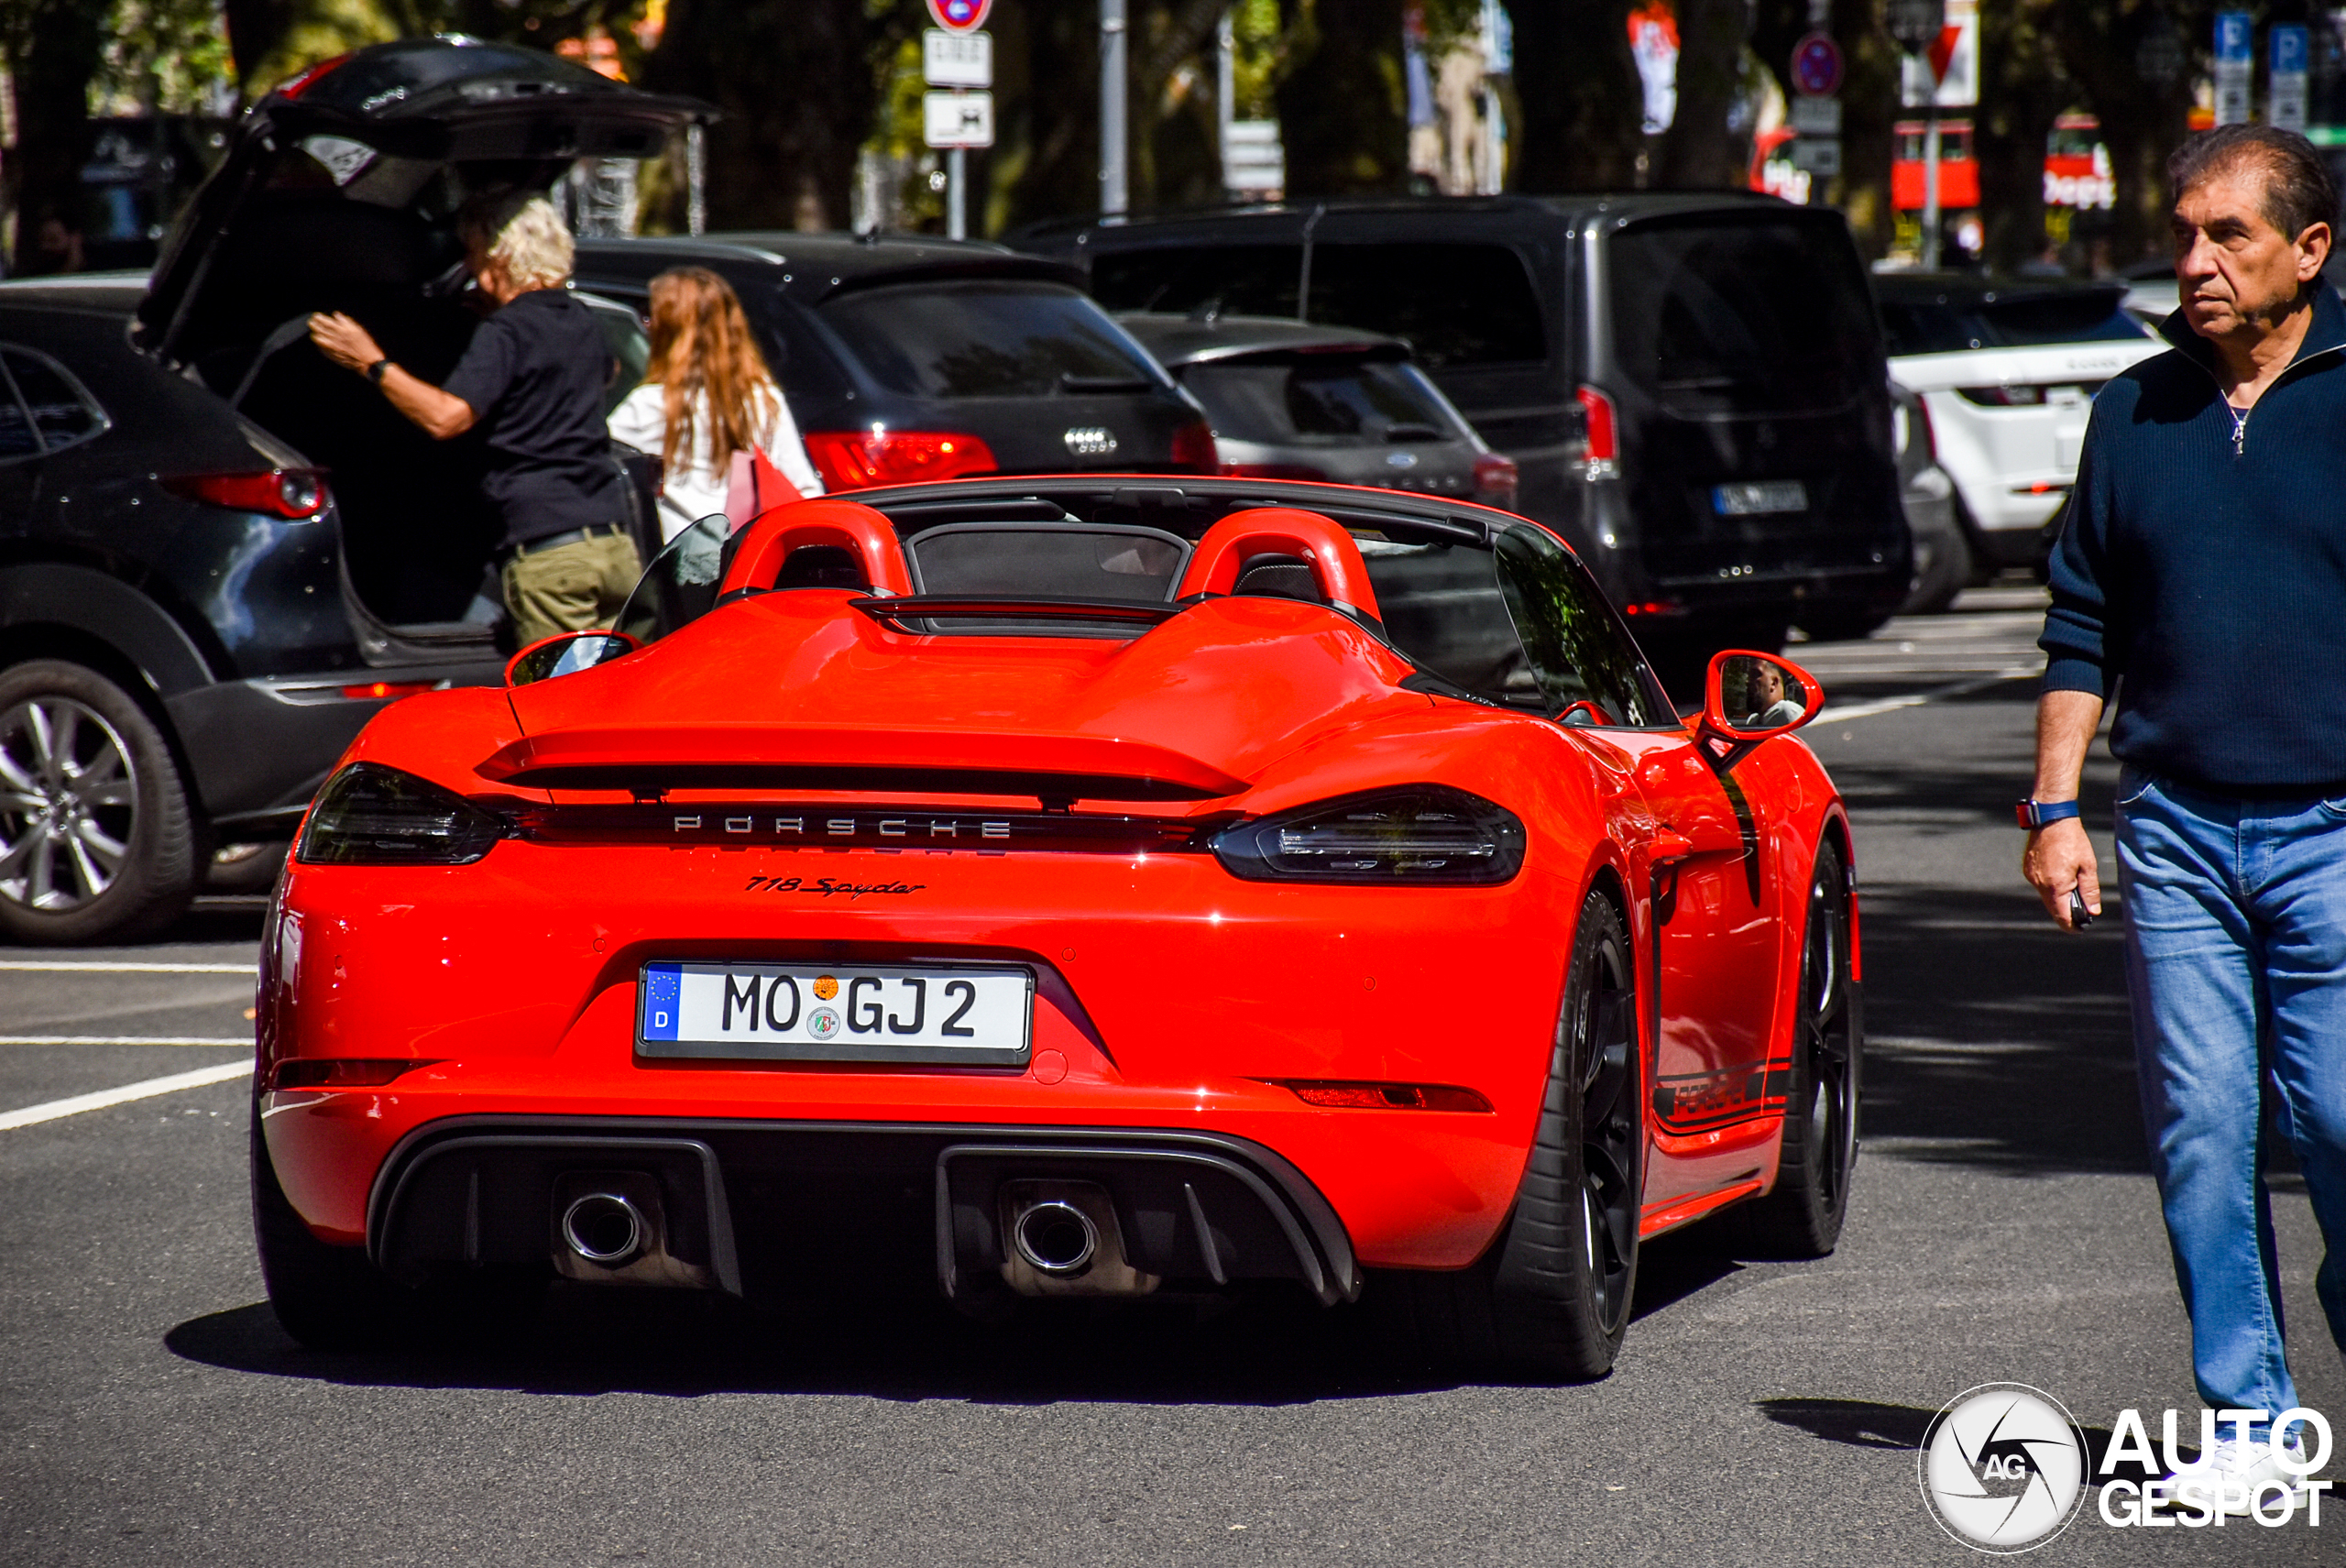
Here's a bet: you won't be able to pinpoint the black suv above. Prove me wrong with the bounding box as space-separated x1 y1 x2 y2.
1019 195 1911 671
570 236 1215 490
0 39 696 944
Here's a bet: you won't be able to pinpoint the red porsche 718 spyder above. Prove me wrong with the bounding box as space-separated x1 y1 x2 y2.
253 477 1859 1377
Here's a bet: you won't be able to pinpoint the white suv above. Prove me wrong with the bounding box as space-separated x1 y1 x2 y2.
1877 277 2160 571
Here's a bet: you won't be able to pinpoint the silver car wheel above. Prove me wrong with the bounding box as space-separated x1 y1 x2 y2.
0 696 139 911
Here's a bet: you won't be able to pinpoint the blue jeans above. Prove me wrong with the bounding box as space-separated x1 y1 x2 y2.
2117 768 2346 1426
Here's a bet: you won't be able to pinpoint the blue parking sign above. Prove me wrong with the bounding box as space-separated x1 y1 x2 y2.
2215 11 2253 65
2274 24 2309 77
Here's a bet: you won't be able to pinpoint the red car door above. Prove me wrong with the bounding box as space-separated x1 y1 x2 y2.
1627 733 1794 1212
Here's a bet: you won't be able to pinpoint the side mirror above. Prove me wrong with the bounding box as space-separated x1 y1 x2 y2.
1697 650 1823 763
504 630 637 687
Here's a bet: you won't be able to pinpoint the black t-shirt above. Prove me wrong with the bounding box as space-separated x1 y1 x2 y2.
441 288 625 547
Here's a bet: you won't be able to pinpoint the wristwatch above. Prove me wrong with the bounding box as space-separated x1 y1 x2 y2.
365 358 391 385
2015 798 2082 829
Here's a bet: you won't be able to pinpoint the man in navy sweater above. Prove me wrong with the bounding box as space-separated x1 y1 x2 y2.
2026 124 2344 1508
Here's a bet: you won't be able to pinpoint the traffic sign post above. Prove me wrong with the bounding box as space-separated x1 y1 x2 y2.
2214 12 2253 126
923 24 995 242
1791 34 1844 97
2272 25 2310 134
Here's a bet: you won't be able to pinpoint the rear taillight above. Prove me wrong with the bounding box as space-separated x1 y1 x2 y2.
1220 462 1328 481
1211 785 1527 885
297 762 508 866
1567 386 1618 480
164 468 328 520
1170 419 1218 471
801 429 997 490
1955 385 2046 407
1472 452 1518 509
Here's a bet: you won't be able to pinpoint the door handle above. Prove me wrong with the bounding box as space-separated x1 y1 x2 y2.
1649 830 1695 864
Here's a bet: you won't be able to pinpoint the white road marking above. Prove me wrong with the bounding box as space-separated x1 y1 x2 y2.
0 1059 252 1131
0 1036 251 1046
1809 668 2039 727
0 960 256 973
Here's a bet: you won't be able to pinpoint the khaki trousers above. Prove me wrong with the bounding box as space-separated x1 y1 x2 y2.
501 530 643 648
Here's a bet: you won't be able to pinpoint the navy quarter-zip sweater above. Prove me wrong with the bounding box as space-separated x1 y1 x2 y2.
2041 284 2346 792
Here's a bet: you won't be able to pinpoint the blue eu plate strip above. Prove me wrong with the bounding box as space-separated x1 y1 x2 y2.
640 962 682 1041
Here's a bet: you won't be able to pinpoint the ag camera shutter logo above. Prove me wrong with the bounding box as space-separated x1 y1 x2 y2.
1919 1383 2089 1552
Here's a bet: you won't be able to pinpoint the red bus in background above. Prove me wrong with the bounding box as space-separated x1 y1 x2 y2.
1891 119 1979 211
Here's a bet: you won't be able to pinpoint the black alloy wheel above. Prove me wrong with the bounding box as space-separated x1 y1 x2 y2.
1379 888 1641 1379
1732 839 1859 1257
0 660 200 944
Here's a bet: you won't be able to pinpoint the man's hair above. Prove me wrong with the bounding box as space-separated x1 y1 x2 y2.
2169 124 2340 241
455 190 574 291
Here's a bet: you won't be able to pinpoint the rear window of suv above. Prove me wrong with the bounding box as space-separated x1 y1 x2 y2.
1878 290 2150 356
1180 356 1462 445
820 281 1166 400
1091 242 1547 367
1609 218 1878 415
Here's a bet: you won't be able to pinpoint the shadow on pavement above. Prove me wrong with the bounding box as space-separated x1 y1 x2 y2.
1757 1398 2186 1481
166 1223 1761 1403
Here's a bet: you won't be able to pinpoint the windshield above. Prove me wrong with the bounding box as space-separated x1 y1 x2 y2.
1180 357 1463 445
1878 290 2149 356
1609 218 1879 415
820 281 1168 400
610 505 1668 726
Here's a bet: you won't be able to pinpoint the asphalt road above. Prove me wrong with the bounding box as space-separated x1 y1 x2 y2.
5 587 2341 1565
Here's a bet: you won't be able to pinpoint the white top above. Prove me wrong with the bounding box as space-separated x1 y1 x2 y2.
608 381 825 541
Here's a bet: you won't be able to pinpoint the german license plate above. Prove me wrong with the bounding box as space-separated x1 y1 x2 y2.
1712 480 1808 516
637 961 1033 1065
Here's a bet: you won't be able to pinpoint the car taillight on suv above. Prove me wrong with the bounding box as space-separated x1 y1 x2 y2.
1473 452 1518 510
802 429 999 490
163 468 330 519
1565 387 1617 482
1170 418 1217 472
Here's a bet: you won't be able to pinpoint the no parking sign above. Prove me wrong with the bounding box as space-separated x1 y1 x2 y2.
1791 32 1844 98
927 0 991 31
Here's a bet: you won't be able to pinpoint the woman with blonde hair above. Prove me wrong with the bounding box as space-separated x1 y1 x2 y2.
608 267 822 540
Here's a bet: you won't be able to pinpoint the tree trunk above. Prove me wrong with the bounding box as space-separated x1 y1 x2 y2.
1275 0 1409 196
1827 0 1899 259
8 0 108 273
1655 0 1751 188
1973 0 2067 273
642 0 875 232
1509 0 1645 191
2046 2 2192 269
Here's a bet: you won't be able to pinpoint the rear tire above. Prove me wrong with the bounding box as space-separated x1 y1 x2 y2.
0 660 200 944
1729 839 1859 1258
1900 517 1972 616
1385 889 1641 1378
250 1104 411 1349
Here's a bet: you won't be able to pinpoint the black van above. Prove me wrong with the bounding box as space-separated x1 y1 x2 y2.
1018 195 1911 669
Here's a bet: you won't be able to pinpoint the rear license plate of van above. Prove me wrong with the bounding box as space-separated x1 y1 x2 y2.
1712 481 1808 516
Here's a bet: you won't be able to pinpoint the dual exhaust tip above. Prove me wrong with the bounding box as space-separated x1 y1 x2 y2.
1010 1199 1099 1277
561 1191 646 1266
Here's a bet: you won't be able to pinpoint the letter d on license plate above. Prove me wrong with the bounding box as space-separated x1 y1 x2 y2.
637 961 1033 1066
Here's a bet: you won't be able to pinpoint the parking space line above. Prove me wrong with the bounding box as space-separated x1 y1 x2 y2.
0 1060 252 1131
1810 668 2038 727
0 960 257 973
0 1036 251 1046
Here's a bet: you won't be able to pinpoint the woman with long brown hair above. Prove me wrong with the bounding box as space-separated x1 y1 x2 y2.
608 266 822 539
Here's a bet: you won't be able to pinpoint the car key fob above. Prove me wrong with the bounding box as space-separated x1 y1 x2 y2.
2068 889 2095 929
